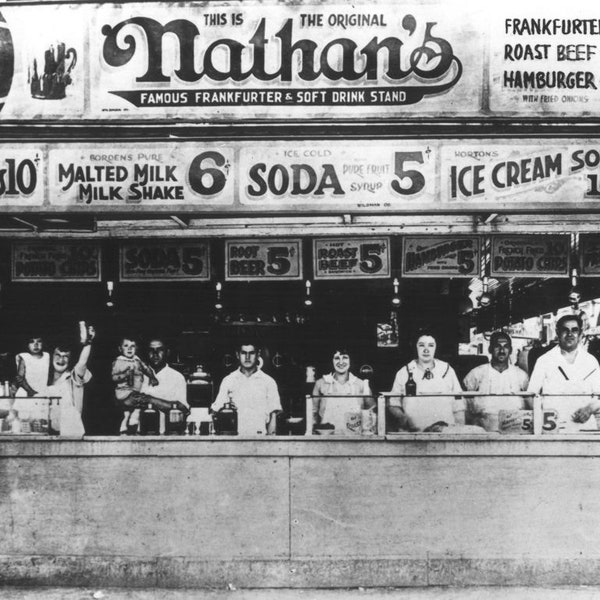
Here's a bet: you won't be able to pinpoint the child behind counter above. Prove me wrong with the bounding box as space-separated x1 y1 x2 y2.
15 334 50 397
112 336 158 434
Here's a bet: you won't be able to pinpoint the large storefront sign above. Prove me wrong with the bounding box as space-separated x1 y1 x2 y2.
1 1 599 121
3 139 600 213
225 239 302 281
401 237 480 278
490 235 570 277
119 242 210 281
313 238 390 279
11 242 101 281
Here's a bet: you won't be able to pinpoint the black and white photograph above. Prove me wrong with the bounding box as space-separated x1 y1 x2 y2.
2 1 600 598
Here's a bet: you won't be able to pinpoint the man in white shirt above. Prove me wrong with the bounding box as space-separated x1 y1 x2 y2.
463 331 529 431
464 332 529 394
211 340 281 436
141 337 188 433
528 314 600 430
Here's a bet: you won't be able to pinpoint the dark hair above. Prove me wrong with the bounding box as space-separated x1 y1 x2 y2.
235 338 260 352
331 347 351 358
489 331 512 349
412 328 438 348
147 336 168 348
556 314 583 332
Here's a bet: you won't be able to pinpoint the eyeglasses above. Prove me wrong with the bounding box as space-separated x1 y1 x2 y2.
559 327 581 334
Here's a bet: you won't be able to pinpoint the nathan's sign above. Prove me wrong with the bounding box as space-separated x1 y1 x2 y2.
225 239 302 281
12 243 101 281
401 237 480 278
314 238 390 279
0 1 482 121
3 3 600 121
120 242 210 281
490 235 569 277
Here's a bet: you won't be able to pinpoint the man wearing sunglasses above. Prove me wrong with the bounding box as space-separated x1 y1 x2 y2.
528 314 600 430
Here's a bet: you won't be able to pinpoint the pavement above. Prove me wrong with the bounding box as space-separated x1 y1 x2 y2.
2 588 600 600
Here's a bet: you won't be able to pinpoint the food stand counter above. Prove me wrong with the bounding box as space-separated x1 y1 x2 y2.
2 416 600 588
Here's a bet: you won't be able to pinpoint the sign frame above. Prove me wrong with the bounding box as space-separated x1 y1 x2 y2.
11 242 102 282
313 237 390 280
579 234 600 277
225 238 303 282
490 235 570 278
119 241 211 282
401 236 481 279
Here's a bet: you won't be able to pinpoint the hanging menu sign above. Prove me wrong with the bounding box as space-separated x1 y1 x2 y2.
4 138 600 214
488 4 600 116
11 242 101 282
490 235 570 277
313 237 390 279
225 239 302 281
401 237 480 278
580 234 600 276
119 242 210 281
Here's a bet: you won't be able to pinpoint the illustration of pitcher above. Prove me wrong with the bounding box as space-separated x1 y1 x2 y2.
29 42 77 100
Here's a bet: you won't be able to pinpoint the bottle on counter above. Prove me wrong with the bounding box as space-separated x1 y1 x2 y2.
166 403 185 436
139 403 160 436
213 395 238 436
405 371 417 396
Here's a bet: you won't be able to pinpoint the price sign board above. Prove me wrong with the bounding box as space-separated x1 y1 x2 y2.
120 242 210 281
313 237 390 279
225 239 302 281
498 410 533 434
490 235 569 278
580 234 600 276
401 237 480 278
12 242 101 282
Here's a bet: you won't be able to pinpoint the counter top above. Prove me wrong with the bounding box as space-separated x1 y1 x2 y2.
2 434 600 457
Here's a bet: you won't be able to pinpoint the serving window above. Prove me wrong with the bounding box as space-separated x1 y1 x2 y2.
0 232 599 439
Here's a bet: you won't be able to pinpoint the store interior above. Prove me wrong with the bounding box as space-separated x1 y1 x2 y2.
1 236 599 434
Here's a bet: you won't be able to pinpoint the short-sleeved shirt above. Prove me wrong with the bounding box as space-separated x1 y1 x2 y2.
312 372 371 433
463 363 529 394
528 346 600 395
390 359 462 403
211 368 281 436
463 363 529 430
389 360 463 431
141 364 188 434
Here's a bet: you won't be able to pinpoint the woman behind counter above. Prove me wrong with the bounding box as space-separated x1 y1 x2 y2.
389 329 464 432
312 347 375 434
12 322 95 436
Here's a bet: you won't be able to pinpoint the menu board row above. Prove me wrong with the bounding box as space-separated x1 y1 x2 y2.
13 234 600 282
0 1 598 120
4 139 600 214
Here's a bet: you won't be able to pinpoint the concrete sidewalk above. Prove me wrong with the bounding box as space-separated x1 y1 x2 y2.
2 588 600 600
